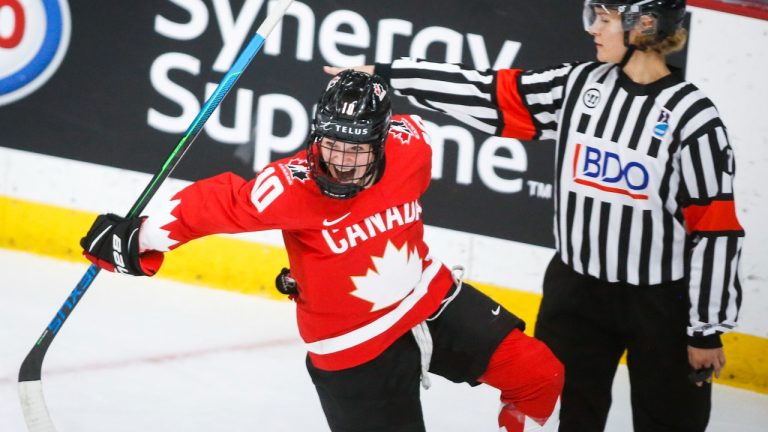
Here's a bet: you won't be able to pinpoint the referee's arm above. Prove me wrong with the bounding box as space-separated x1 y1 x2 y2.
679 125 744 349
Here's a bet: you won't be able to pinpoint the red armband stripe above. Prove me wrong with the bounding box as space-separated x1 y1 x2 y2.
682 200 743 233
496 69 536 140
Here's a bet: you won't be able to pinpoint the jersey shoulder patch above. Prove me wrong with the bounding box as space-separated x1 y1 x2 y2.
388 115 424 145
277 157 311 185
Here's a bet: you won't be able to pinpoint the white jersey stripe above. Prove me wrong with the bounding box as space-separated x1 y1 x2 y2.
708 237 728 323
525 87 564 106
680 105 720 143
392 78 492 99
426 101 498 119
697 134 719 196
680 146 700 199
392 58 494 83
521 66 571 85
533 111 559 126
688 237 707 330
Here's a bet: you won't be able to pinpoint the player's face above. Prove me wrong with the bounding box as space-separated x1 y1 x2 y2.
587 7 626 63
318 138 375 186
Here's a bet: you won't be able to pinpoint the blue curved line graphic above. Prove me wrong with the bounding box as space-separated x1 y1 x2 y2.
0 0 63 95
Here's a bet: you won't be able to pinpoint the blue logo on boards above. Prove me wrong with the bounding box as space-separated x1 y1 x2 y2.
0 0 71 106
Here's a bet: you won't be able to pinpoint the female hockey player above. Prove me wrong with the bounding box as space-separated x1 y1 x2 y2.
325 1 745 431
80 70 563 432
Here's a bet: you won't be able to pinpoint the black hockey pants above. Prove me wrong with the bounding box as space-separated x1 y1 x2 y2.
534 256 711 432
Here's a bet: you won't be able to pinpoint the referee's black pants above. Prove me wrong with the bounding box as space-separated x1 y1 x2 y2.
534 256 711 432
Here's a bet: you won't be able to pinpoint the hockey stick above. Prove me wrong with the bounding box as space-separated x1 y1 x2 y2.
18 1 294 430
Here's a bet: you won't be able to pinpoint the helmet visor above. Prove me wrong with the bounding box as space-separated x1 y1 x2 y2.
582 1 642 32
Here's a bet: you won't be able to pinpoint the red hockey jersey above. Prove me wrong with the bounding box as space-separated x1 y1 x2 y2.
139 114 455 370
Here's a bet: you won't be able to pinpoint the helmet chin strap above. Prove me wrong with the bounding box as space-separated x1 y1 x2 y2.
618 30 637 69
314 175 364 199
618 44 637 68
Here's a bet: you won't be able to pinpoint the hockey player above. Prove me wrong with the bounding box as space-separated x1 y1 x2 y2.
80 70 563 432
326 1 744 431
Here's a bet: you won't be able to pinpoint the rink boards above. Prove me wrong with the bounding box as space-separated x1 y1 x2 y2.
1 147 766 394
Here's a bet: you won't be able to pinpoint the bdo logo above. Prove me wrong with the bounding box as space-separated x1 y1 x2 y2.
573 143 650 200
0 0 71 106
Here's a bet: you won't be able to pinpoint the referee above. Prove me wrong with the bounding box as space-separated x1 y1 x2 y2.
326 0 744 431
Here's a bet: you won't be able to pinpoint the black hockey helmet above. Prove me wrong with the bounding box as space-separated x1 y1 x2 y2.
307 70 392 199
583 0 686 42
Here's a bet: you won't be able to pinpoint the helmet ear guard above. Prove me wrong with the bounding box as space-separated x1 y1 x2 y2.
308 70 392 199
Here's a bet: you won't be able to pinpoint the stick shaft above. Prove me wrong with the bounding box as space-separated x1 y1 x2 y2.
18 2 294 431
130 0 294 217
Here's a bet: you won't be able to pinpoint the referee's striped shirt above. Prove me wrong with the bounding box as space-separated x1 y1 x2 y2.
379 58 744 341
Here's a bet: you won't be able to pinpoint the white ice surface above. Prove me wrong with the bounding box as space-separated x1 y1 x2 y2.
1 249 766 431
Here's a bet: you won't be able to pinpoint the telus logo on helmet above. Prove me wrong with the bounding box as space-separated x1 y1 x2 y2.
0 0 71 106
318 121 370 136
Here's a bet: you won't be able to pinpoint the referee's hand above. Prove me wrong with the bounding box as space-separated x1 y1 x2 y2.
687 346 725 387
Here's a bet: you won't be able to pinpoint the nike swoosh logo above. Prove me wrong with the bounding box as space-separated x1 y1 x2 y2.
491 305 501 316
322 212 352 227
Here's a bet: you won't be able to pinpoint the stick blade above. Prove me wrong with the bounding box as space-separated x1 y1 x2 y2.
19 380 57 432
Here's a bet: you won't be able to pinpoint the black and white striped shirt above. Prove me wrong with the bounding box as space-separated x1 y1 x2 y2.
380 58 743 341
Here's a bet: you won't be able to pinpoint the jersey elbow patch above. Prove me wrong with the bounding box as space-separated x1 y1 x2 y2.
496 69 536 140
683 200 744 234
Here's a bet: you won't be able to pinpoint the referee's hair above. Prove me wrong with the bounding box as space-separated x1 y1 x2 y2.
636 27 689 56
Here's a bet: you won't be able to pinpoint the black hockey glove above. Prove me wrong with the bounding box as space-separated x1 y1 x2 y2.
80 213 164 276
275 267 299 300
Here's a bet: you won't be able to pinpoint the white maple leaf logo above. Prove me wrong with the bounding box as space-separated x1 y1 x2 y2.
350 241 423 312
